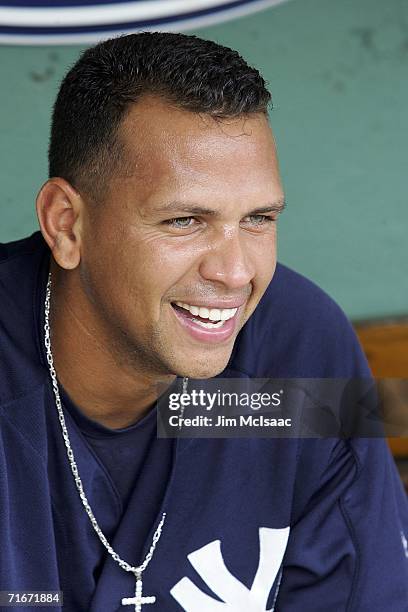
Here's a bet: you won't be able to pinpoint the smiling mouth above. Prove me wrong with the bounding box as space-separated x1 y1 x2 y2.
171 301 238 329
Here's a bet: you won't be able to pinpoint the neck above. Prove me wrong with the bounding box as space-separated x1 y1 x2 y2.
47 260 175 429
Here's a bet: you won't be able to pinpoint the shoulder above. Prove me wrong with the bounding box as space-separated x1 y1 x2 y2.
0 232 48 298
0 231 46 263
0 232 49 403
229 262 370 378
261 262 353 340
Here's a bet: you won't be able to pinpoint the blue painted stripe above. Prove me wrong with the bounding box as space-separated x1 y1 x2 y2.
0 0 264 34
0 0 143 7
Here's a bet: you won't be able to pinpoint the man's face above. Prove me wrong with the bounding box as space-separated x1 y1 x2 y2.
79 97 284 378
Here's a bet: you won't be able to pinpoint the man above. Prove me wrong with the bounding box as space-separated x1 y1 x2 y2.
0 32 407 611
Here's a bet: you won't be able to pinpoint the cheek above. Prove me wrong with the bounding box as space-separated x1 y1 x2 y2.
110 234 203 315
139 245 192 288
132 232 206 286
250 232 278 286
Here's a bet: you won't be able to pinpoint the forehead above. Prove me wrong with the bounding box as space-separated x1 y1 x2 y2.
119 97 276 174
112 96 281 205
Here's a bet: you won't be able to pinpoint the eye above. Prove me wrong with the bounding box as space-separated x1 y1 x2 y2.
243 214 276 226
165 217 196 229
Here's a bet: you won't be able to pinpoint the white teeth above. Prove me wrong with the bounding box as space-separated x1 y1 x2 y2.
209 308 221 321
174 301 238 321
192 319 225 329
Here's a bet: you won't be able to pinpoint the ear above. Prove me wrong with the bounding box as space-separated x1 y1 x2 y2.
36 178 84 270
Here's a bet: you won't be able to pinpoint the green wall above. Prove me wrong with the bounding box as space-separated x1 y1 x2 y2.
0 0 407 320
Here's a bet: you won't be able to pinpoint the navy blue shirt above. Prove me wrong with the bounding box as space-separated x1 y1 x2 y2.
1 232 407 611
60 386 173 520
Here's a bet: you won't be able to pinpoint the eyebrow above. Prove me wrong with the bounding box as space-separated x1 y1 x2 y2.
153 200 286 217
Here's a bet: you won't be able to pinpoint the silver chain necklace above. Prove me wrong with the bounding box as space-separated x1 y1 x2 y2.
43 271 188 611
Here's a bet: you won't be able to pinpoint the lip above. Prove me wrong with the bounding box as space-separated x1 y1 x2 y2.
170 302 243 344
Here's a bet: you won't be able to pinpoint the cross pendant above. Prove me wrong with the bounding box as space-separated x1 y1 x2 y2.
121 573 156 612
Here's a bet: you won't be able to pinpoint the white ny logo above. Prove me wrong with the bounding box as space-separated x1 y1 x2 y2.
170 527 290 611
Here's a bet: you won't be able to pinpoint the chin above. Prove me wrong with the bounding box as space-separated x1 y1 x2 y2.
175 352 232 380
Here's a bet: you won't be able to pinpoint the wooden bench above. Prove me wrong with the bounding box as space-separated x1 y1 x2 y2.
354 319 408 457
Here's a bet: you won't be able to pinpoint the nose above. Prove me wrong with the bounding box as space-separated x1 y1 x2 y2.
198 228 256 290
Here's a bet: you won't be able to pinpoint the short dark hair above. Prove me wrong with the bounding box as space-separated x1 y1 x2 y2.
49 32 271 200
